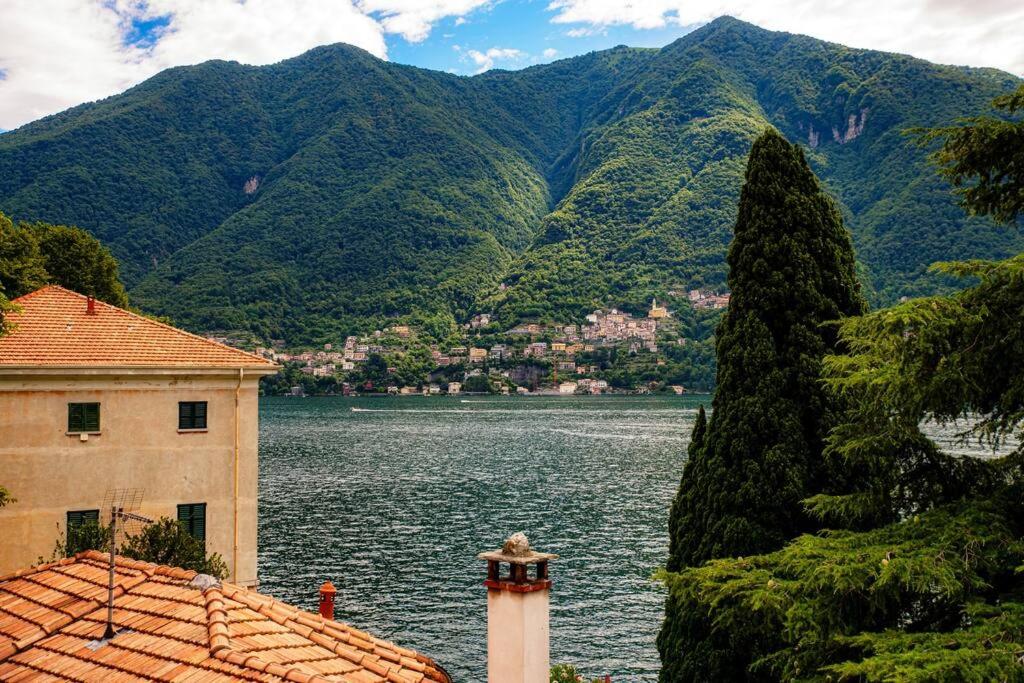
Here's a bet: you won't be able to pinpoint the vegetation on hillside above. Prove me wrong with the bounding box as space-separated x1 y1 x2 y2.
0 18 1019 349
658 85 1024 682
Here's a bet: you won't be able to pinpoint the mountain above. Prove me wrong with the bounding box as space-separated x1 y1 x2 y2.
0 17 1020 343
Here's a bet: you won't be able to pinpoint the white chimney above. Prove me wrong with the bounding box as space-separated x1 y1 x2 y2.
479 533 557 683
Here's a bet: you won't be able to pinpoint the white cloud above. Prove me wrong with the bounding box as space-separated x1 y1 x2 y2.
543 47 558 58
565 26 596 38
546 0 1024 75
465 47 525 73
357 0 490 42
0 0 490 130
454 16 467 25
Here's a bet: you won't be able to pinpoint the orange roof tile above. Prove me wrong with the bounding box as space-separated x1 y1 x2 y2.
0 552 450 683
0 286 277 370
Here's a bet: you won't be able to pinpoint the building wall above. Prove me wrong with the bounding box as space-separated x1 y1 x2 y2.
0 370 262 585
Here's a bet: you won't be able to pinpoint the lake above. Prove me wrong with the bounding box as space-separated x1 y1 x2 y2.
256 395 1015 681
257 394 702 681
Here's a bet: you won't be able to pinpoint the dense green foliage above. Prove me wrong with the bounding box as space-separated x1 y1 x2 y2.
122 517 229 579
666 404 705 570
0 210 128 306
0 18 1019 346
659 130 864 681
659 87 1024 682
920 84 1024 224
667 129 864 568
61 521 113 557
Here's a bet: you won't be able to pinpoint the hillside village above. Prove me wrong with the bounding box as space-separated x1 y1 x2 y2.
217 294 728 396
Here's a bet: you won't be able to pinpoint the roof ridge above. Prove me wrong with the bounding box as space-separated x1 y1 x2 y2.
76 550 201 582
0 555 450 682
38 287 274 367
1 286 278 369
8 283 65 304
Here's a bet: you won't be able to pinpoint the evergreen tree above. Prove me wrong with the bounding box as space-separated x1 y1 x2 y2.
670 128 864 566
667 405 705 572
659 129 864 681
658 86 1024 683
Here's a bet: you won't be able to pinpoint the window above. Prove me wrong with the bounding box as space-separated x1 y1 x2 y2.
178 401 207 430
66 509 99 530
67 403 100 433
177 503 206 543
66 509 101 557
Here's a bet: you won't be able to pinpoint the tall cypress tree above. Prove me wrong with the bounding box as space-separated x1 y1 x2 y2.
659 129 864 681
667 405 705 572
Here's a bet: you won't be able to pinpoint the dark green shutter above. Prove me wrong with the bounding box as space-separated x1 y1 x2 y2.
67 509 99 530
68 403 100 432
68 404 82 431
177 503 206 543
178 402 208 429
65 509 101 558
194 402 207 429
84 403 99 431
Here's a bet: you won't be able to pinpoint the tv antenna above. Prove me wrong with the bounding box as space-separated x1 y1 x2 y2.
90 488 153 644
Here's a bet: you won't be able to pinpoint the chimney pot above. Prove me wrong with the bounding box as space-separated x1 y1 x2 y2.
86 296 96 315
479 534 558 683
319 581 337 621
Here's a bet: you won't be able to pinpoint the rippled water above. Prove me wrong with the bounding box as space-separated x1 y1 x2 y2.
257 395 702 681
256 397 1018 681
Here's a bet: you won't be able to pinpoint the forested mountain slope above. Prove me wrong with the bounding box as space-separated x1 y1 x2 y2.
0 17 1019 342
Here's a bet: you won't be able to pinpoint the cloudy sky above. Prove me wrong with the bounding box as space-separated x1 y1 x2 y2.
1 0 1022 131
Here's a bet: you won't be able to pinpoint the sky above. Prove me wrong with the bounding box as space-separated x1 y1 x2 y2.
1 0 1022 131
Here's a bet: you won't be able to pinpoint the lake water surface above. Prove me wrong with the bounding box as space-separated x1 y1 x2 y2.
257 395 702 681
256 395 1015 681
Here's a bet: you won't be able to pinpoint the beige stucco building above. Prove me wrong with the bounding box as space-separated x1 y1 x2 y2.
0 286 278 585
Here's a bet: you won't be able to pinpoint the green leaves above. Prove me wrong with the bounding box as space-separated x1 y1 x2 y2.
122 517 228 579
661 85 1024 682
663 501 1024 681
0 211 128 306
918 84 1024 225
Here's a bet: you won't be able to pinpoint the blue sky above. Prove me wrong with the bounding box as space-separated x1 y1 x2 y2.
1 0 1022 131
385 3 700 75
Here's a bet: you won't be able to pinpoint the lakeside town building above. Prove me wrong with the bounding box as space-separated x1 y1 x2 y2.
0 286 279 585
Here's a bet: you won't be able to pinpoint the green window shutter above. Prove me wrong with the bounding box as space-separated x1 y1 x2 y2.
194 402 207 429
68 404 83 432
177 503 207 543
178 402 208 430
68 403 100 432
84 403 100 432
66 510 102 557
67 509 99 530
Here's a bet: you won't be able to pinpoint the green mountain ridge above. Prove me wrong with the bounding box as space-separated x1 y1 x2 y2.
0 17 1020 343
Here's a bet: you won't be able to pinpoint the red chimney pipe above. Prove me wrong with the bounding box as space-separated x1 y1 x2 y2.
319 581 337 621
86 296 96 315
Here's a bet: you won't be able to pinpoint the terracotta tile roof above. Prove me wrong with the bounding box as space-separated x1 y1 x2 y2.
0 286 278 370
0 552 450 683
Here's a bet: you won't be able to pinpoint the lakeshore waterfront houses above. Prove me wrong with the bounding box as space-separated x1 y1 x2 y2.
254 294 728 393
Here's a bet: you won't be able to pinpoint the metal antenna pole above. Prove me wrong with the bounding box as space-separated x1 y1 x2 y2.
104 506 118 639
